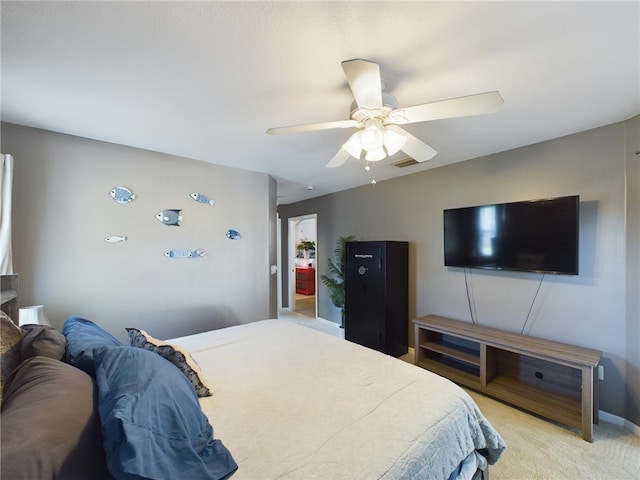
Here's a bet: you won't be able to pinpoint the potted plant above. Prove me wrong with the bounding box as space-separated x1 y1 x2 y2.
296 240 316 259
320 235 356 330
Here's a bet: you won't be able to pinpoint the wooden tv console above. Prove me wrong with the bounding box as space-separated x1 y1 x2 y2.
414 315 602 441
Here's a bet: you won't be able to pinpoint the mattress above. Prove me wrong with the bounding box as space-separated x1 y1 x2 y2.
169 319 505 479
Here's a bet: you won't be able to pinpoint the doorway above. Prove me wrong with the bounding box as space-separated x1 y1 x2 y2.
288 214 317 318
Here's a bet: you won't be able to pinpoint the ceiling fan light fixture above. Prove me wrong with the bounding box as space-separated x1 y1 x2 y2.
343 131 364 158
365 147 386 162
383 125 407 156
360 118 385 152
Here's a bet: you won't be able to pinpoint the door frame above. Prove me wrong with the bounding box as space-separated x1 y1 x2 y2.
288 213 317 316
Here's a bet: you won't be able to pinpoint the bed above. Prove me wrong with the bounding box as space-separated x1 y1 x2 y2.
1 304 505 480
170 319 505 480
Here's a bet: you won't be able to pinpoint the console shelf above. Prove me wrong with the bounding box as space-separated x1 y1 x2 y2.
417 357 482 387
419 340 480 367
414 314 602 441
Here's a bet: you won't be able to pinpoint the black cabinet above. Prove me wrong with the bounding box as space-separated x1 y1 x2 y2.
344 241 408 357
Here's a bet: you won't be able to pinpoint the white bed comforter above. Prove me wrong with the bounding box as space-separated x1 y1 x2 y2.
169 320 505 480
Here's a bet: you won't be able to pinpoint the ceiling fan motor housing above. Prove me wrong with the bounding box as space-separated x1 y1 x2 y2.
348 92 399 122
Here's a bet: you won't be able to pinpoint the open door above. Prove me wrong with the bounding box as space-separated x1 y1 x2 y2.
288 214 317 318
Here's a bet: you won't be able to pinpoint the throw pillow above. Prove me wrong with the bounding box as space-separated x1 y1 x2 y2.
94 345 236 480
63 316 122 376
0 312 23 405
0 356 111 480
20 324 66 361
126 327 211 397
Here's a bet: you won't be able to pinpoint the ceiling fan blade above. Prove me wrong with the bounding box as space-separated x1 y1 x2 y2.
397 128 438 162
390 91 504 125
326 147 352 168
341 59 383 110
267 119 359 135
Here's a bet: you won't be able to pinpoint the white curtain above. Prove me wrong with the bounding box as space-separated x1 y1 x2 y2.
0 154 14 275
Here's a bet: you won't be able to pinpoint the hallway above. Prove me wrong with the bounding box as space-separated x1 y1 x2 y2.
293 293 315 318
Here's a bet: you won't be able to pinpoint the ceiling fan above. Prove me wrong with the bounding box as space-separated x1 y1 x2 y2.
267 59 503 169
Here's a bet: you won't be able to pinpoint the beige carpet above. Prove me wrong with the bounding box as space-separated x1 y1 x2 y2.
464 389 640 479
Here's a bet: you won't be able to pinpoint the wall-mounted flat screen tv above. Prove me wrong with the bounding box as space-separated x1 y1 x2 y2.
444 195 579 275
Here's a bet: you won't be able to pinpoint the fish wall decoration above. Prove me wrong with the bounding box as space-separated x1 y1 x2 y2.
226 229 242 240
155 209 183 226
110 186 136 204
105 235 127 243
190 192 215 206
164 249 205 259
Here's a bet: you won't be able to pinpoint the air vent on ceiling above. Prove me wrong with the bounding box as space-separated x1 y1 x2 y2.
391 158 419 168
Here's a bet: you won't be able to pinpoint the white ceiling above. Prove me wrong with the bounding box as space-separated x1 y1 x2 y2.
2 1 638 204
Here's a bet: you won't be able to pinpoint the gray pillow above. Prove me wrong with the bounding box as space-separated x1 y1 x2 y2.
20 324 66 361
0 356 112 480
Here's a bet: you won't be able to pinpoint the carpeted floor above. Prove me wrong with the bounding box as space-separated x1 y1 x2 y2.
279 308 339 336
465 389 640 479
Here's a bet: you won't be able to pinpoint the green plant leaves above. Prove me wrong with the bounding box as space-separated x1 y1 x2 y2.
319 235 356 326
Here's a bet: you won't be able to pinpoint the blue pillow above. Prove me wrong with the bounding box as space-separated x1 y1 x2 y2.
63 317 122 376
94 346 237 480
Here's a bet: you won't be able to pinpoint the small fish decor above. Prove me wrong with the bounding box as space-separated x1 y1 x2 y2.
110 186 136 204
190 192 215 206
155 209 183 226
226 229 242 240
164 249 205 259
105 235 127 243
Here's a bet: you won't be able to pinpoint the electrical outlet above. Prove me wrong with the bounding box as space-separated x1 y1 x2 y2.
598 365 604 380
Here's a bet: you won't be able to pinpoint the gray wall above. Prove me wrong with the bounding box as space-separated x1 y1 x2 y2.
279 118 640 425
2 123 277 341
624 115 640 425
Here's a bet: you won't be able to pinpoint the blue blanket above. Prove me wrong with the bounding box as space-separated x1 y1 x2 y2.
64 317 237 480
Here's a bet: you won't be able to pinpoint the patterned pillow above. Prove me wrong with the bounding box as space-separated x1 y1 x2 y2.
126 327 211 397
0 312 23 406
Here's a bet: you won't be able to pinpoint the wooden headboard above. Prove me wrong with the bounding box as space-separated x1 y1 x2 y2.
0 274 18 324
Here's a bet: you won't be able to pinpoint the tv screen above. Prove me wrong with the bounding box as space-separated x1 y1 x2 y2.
444 195 579 275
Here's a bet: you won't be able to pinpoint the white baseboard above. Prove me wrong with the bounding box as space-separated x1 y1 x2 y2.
599 410 640 436
316 317 343 338
316 316 340 328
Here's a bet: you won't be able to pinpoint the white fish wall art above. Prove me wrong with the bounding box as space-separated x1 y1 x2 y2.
110 186 136 204
155 209 183 226
164 249 205 259
226 229 242 240
190 192 215 206
105 236 127 243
